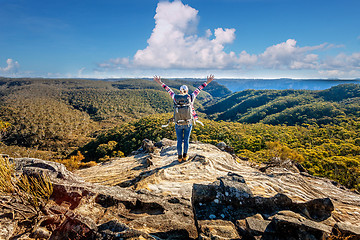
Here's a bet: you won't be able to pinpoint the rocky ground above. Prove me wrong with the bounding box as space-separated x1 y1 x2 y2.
1 138 360 239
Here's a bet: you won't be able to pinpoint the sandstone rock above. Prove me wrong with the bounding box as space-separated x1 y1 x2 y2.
271 214 332 240
273 210 307 220
192 173 256 222
235 219 247 236
13 157 198 239
216 142 227 150
245 216 272 236
295 197 334 221
14 157 82 182
216 141 235 155
97 220 155 239
218 172 253 202
259 157 300 174
192 172 338 239
146 157 153 167
198 219 240 240
77 138 360 227
49 211 98 240
251 193 293 214
333 222 360 240
5 139 360 239
141 139 156 153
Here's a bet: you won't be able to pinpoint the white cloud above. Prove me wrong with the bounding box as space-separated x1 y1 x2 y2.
259 39 324 70
98 1 330 72
95 1 360 79
238 51 257 67
318 69 360 79
117 1 239 69
321 52 360 70
97 57 130 70
212 28 236 44
0 58 20 74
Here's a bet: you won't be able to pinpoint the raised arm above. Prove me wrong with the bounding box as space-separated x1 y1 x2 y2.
153 75 175 99
192 74 215 100
206 74 214 84
153 75 163 85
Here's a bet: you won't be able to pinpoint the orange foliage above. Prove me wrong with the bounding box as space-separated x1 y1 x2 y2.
55 151 97 171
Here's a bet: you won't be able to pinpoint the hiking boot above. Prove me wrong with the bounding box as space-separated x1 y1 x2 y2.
182 153 189 161
178 155 183 162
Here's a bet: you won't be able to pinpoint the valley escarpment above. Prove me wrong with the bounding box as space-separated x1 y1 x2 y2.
1 139 360 239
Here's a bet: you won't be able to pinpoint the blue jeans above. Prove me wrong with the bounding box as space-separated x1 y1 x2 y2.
175 124 193 156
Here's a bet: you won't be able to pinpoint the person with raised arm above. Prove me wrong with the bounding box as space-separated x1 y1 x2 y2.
153 75 214 162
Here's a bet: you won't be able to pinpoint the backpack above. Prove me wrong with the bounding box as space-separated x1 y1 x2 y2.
173 94 193 125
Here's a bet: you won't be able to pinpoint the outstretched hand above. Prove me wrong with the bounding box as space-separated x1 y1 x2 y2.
206 74 215 84
153 75 162 85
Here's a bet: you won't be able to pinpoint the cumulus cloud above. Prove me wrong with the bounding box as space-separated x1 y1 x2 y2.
132 1 240 69
317 52 360 78
321 52 360 70
259 39 326 70
0 58 20 74
96 1 359 79
238 51 258 67
98 1 329 72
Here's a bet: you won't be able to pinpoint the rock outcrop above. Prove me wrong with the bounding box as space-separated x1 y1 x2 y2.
1 138 360 239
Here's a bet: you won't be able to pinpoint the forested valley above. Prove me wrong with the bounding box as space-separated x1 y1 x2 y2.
0 77 359 191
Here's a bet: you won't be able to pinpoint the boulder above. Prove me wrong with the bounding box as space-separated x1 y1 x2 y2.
142 139 156 153
192 172 255 222
14 157 82 182
245 216 272 236
251 193 293 214
295 198 334 221
198 219 240 240
271 214 332 240
192 172 337 240
218 172 253 202
216 141 235 154
216 142 227 150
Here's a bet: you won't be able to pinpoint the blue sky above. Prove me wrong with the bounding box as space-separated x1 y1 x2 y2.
0 0 359 79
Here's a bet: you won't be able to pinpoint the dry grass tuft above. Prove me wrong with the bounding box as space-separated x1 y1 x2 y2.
17 173 53 211
0 156 53 214
0 156 15 192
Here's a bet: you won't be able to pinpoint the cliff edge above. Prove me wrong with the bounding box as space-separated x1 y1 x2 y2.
1 139 360 239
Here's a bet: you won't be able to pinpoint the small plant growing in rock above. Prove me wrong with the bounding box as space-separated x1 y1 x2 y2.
0 156 53 216
0 155 16 193
16 172 53 212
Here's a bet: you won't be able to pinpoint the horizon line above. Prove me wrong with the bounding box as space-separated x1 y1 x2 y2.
1 76 360 81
